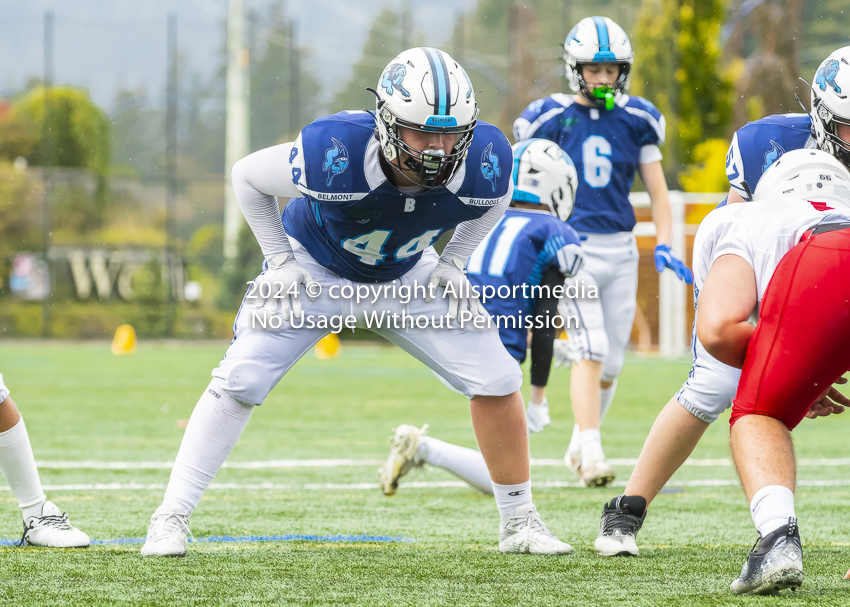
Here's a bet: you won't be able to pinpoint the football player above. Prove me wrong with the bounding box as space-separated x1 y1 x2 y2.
513 16 693 488
141 48 572 557
694 150 850 594
0 374 90 547
379 138 583 497
594 47 850 557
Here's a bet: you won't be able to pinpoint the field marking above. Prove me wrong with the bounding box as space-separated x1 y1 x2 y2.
32 457 850 469
0 533 415 547
4 479 850 492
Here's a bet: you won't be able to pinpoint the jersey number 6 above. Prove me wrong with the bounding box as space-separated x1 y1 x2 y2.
582 135 612 188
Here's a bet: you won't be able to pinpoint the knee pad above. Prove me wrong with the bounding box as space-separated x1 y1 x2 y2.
211 364 272 407
565 321 609 364
600 347 625 383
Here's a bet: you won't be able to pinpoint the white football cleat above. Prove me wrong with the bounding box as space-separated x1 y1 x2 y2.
499 503 573 555
378 424 428 496
20 501 90 548
578 458 616 488
141 506 191 557
525 399 551 434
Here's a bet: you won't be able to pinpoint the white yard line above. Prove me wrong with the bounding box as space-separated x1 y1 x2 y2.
2 479 850 492
32 457 850 469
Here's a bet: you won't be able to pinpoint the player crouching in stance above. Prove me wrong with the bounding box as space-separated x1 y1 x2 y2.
694 151 850 594
141 48 572 557
0 374 90 547
514 17 693 488
379 139 583 507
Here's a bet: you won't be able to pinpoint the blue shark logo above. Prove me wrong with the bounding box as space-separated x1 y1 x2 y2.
762 140 785 173
322 137 349 186
381 63 410 97
816 59 842 94
481 143 501 192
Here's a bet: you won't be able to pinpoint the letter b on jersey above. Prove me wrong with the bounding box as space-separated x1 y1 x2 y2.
404 198 416 212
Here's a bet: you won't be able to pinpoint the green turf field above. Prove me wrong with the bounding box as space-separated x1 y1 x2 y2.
0 341 848 606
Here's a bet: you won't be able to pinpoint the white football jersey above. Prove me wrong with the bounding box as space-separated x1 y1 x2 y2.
693 199 850 301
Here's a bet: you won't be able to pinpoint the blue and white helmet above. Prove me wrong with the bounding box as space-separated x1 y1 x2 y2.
374 47 478 189
564 17 633 99
511 139 578 222
810 46 850 169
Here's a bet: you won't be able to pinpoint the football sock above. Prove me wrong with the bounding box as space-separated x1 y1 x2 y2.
750 485 796 538
567 423 581 457
160 383 254 515
529 397 547 407
608 495 647 517
492 480 532 518
420 437 493 495
0 416 47 512
599 380 618 425
579 428 605 463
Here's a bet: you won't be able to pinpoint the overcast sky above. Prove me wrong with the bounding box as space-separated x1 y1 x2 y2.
0 0 478 112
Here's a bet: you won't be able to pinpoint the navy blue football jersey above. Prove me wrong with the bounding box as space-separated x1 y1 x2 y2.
725 113 814 200
282 111 512 283
467 208 583 361
513 93 665 233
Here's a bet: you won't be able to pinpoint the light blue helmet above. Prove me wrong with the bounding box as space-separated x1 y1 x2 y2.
511 139 578 222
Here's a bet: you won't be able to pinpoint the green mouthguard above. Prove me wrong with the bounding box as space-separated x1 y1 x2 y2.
592 86 615 111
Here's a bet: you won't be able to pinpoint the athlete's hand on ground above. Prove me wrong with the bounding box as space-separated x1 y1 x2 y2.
426 254 488 321
248 252 317 321
553 339 572 368
654 244 694 283
806 377 849 419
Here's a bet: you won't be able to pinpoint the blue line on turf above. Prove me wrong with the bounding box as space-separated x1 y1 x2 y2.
1 533 415 546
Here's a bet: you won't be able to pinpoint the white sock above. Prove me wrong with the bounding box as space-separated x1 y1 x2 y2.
0 416 47 512
567 423 580 456
529 397 547 407
420 437 493 495
599 380 618 425
579 428 605 463
750 485 796 538
160 383 254 515
492 480 532 518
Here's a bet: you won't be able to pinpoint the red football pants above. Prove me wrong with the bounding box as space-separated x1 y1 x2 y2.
731 228 850 430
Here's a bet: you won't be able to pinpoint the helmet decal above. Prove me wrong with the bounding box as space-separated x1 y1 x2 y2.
762 140 786 173
481 143 501 192
816 59 842 94
322 137 350 186
423 47 451 116
380 63 410 98
591 16 617 62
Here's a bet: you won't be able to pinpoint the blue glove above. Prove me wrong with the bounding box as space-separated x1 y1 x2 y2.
654 244 694 284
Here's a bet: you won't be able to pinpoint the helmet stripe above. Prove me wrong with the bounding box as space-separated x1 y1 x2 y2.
511 139 537 187
592 16 610 51
424 47 449 116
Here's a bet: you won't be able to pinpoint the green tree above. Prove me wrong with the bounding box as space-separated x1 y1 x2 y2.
15 86 111 175
328 8 414 114
250 2 321 146
632 0 734 181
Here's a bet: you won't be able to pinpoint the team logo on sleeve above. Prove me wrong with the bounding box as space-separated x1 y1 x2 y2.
322 137 350 186
762 140 785 173
481 142 502 192
381 63 410 97
816 59 842 94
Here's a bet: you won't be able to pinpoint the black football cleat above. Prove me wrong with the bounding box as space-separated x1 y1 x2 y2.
731 518 804 595
594 495 646 556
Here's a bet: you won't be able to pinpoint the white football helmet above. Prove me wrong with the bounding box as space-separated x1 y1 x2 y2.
564 17 633 106
753 149 850 209
373 47 478 189
511 139 578 222
810 46 850 169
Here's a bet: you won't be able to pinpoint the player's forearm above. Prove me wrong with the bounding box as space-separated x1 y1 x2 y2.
642 161 672 246
231 145 301 259
441 184 512 263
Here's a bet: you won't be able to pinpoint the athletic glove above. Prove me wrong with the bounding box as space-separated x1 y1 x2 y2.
426 253 488 321
247 252 318 321
654 244 694 284
553 338 572 369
